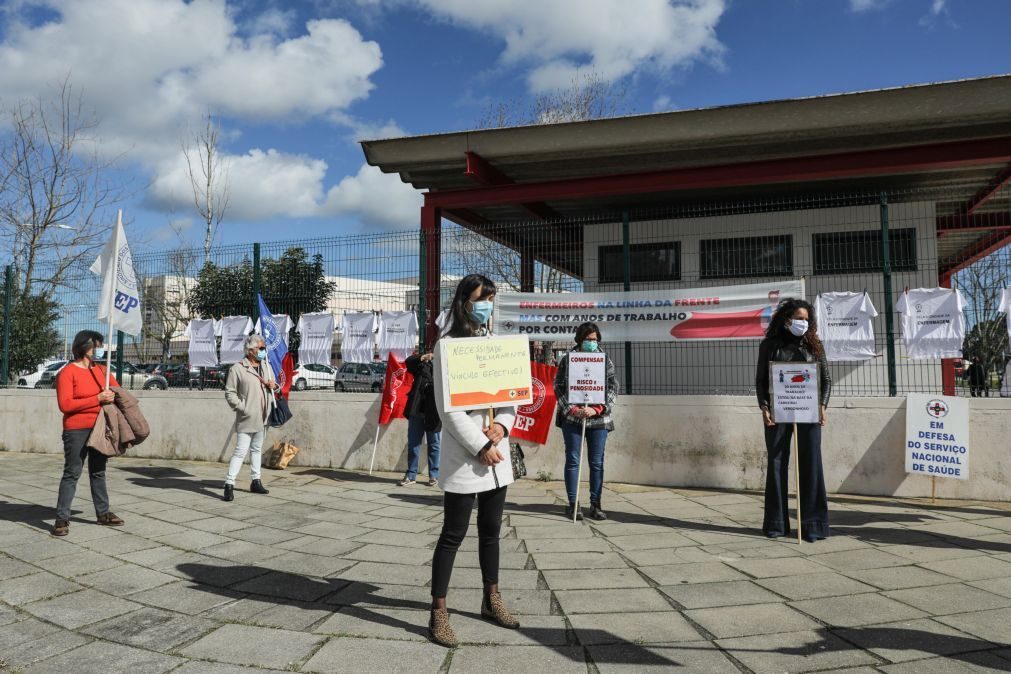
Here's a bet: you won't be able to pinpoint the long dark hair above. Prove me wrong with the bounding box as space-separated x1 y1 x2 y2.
573 322 602 350
764 298 824 358
71 330 105 361
444 274 497 339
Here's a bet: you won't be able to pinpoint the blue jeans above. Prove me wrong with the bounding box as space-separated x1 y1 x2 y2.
405 415 440 480
562 421 608 505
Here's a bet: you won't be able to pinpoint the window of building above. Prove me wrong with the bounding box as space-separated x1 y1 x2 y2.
598 242 681 284
700 235 793 279
813 228 917 274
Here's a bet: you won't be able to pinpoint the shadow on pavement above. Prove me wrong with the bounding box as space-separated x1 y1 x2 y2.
117 465 223 499
176 562 678 665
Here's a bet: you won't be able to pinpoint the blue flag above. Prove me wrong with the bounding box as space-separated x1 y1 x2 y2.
257 294 288 388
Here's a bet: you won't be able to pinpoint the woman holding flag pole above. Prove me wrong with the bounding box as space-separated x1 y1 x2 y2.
427 274 520 648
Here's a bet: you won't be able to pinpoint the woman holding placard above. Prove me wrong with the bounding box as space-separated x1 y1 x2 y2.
756 299 832 543
427 274 520 648
554 322 618 522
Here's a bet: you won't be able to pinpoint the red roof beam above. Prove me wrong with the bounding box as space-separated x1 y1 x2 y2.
936 211 1011 237
939 228 1011 277
463 151 561 220
965 162 1011 215
426 137 1011 210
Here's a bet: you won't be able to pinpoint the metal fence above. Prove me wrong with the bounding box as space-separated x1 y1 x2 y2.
2 186 1009 397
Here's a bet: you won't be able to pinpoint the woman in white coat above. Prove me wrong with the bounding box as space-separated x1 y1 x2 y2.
428 274 519 648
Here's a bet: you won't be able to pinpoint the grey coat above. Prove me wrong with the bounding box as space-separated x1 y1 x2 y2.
224 360 276 433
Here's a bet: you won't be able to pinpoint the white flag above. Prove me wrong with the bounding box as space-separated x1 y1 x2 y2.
90 214 142 336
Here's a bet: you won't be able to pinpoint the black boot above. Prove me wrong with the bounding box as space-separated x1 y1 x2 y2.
223 484 234 502
589 502 607 521
564 503 583 521
250 480 269 495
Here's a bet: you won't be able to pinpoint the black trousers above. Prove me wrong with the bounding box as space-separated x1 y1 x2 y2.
763 423 830 539
431 486 507 598
56 429 110 521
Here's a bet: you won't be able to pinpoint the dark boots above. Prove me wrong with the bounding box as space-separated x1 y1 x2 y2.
250 480 269 495
223 484 234 501
564 503 583 521
588 502 607 521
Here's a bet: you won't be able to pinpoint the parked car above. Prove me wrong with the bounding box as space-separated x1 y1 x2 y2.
19 360 66 388
334 361 385 392
292 363 337 391
162 364 190 388
37 361 168 390
184 363 228 390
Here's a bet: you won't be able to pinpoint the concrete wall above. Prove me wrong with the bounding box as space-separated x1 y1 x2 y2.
3 390 1008 501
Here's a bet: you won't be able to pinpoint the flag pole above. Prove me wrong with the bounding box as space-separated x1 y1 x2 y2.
573 403 587 523
104 210 122 389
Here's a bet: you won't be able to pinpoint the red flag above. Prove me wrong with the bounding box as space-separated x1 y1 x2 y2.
280 352 295 400
511 361 557 445
379 354 414 425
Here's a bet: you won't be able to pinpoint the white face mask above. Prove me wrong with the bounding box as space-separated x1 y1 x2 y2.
788 319 809 337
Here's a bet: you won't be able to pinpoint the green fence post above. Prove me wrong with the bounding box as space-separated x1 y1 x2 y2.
116 330 125 385
880 193 898 397
252 242 261 319
622 209 633 395
418 230 427 352
1 265 12 387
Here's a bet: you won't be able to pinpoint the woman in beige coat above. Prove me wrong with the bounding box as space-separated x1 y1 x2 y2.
223 333 277 501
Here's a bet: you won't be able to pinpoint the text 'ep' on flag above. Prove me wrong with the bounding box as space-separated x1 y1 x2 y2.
379 354 413 425
257 294 289 391
90 214 142 336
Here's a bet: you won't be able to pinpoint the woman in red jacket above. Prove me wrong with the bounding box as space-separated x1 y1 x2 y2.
53 330 124 537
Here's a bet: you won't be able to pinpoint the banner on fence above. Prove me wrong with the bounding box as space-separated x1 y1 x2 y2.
905 393 969 480
495 280 804 342
511 361 557 445
437 335 532 412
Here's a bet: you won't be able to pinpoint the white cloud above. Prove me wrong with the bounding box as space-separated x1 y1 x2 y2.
323 164 423 230
849 0 891 11
653 95 673 112
413 0 727 92
0 0 409 228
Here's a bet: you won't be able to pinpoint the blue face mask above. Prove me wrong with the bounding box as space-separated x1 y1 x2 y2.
468 300 494 326
92 347 106 360
581 340 599 353
256 349 267 362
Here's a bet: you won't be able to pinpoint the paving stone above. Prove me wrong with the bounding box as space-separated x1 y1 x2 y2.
258 551 354 578
523 537 613 553
638 562 747 585
606 532 700 551
542 568 648 590
0 571 82 605
227 525 305 546
456 551 530 570
589 641 738 672
661 579 784 608
512 525 594 540
357 516 440 533
40 550 123 577
621 547 719 565
79 533 162 556
935 607 1011 644
844 565 957 590
790 592 928 628
186 517 250 534
351 529 439 548
342 543 435 565
180 623 325 669
337 561 431 586
719 629 879 672
198 539 287 563
0 554 38 580
531 552 628 569
688 602 820 638
447 568 540 590
23 589 143 629
878 651 1011 673
555 588 672 614
129 580 243 614
449 645 586 673
968 576 1011 599
20 639 183 674
755 572 878 600
232 570 347 602
909 520 1006 539
324 582 434 611
77 564 178 595
836 618 999 663
450 589 555 615
726 556 835 578
245 600 334 630
884 583 1011 615
2 631 93 672
170 663 289 674
569 611 702 644
883 543 988 563
0 617 61 651
81 606 217 650
153 530 233 550
293 521 373 540
303 636 448 673
6 538 79 562
919 555 1011 581
278 535 364 557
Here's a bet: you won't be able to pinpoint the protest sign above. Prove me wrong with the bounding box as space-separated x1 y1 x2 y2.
769 362 820 424
567 353 606 405
437 335 532 412
905 393 969 480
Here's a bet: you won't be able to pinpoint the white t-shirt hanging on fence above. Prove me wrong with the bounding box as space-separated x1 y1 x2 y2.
999 288 1011 343
896 287 966 360
255 314 293 349
297 312 336 366
341 312 377 364
378 310 418 361
816 292 879 361
218 316 253 365
185 318 219 367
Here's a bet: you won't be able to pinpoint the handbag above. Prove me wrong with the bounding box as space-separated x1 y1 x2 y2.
510 442 527 480
268 394 293 427
266 441 300 469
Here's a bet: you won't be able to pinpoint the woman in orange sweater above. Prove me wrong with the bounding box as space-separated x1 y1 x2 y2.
53 330 124 537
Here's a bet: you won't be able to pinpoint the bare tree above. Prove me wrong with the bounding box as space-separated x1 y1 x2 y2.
183 111 230 261
0 78 120 299
476 70 628 129
138 232 200 362
958 252 1010 385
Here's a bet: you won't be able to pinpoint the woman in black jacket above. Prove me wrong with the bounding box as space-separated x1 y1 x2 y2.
399 350 441 486
756 298 832 543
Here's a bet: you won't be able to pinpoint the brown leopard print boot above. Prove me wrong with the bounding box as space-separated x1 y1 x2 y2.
481 591 520 629
429 607 458 647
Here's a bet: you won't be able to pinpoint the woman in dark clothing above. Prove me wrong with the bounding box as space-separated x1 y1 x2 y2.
755 298 832 543
399 350 441 486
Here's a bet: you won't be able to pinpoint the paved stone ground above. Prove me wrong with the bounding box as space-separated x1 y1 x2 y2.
1 452 1011 673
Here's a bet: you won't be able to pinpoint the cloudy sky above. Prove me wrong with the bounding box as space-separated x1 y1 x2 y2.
0 0 1007 249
